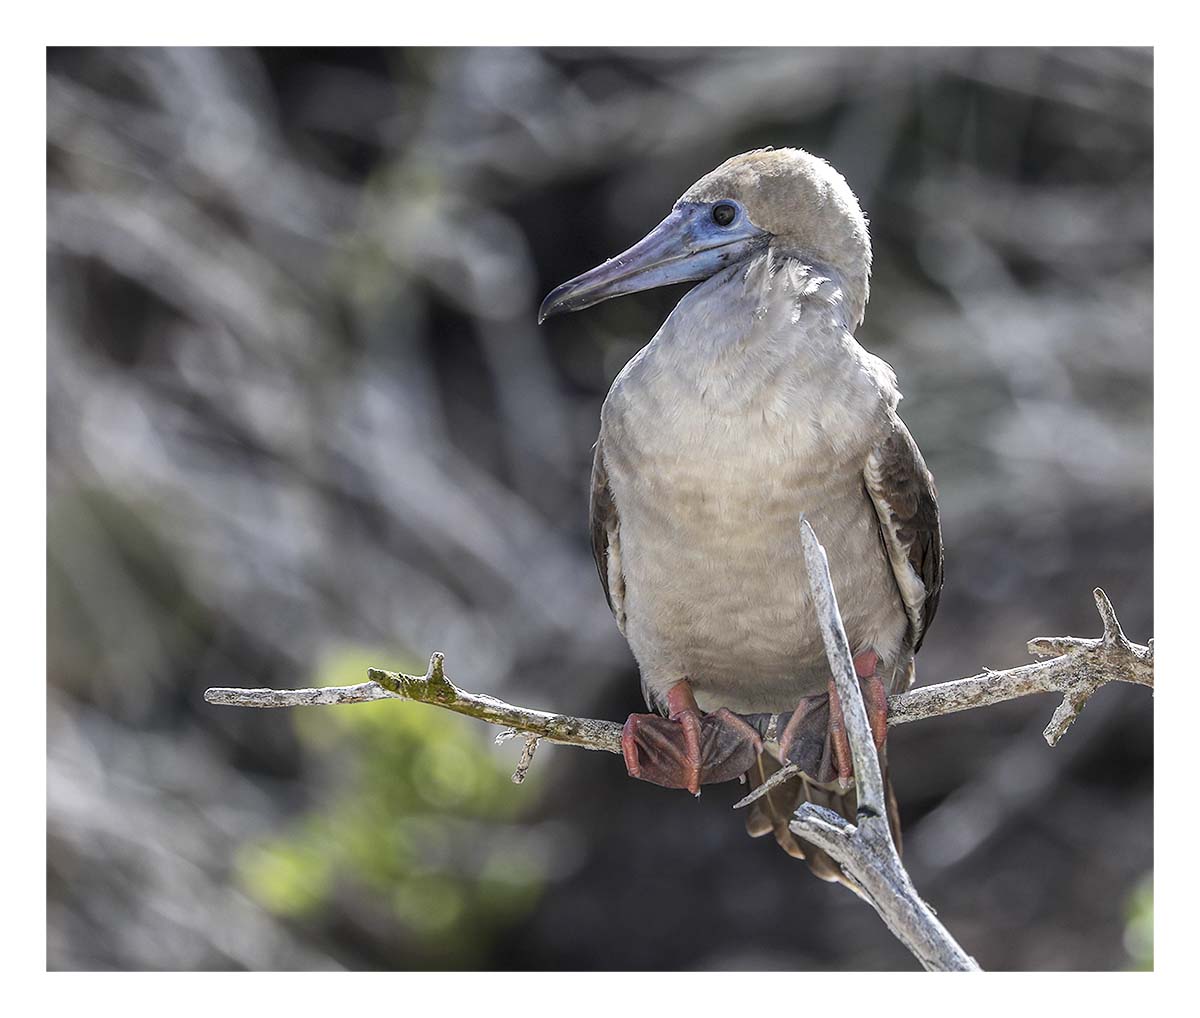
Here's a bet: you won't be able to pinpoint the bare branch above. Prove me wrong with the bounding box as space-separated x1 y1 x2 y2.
205 651 623 754
798 518 885 816
204 558 1150 972
887 588 1152 746
792 517 979 972
789 803 979 971
205 585 1150 757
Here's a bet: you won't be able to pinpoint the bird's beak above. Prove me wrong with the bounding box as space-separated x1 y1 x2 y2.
537 202 770 323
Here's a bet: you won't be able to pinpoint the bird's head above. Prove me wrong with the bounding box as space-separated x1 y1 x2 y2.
538 147 872 325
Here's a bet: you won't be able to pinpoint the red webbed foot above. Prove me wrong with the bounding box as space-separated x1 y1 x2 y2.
779 650 889 789
622 680 763 795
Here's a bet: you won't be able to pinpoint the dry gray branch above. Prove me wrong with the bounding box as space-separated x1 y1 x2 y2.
205 651 624 754
790 519 979 971
204 588 1151 758
887 588 1152 746
203 538 1152 972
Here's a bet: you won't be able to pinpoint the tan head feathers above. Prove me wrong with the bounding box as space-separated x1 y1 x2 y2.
681 147 872 322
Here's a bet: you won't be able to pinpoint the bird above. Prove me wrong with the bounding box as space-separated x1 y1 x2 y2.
538 148 942 883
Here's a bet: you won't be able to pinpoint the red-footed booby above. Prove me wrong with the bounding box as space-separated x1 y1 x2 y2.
539 148 942 881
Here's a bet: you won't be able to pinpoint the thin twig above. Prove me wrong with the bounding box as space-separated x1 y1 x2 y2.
510 734 541 784
733 763 801 810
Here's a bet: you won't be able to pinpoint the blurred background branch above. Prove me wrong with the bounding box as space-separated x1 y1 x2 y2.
48 46 1152 970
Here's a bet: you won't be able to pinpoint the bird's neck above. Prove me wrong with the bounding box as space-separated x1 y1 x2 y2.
768 237 871 329
645 252 892 416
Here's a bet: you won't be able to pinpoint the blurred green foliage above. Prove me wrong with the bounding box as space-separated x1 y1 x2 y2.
1123 872 1152 970
237 647 545 964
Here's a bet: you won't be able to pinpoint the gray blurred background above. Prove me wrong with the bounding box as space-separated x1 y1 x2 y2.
47 47 1153 971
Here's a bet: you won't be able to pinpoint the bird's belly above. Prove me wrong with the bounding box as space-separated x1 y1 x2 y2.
608 423 906 714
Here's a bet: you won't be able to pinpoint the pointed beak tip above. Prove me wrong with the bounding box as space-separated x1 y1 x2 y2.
537 288 568 325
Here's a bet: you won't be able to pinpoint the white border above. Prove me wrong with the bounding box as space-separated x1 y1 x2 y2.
10 2 1191 1007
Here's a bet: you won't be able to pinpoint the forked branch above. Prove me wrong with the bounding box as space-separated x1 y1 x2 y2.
204 529 1152 970
887 588 1151 746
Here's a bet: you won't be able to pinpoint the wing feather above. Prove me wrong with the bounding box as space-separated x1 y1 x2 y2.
589 436 625 632
864 418 943 655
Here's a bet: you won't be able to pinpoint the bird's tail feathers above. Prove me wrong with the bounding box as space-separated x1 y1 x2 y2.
743 746 902 890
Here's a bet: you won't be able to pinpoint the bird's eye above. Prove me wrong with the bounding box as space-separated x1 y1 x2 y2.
712 202 737 227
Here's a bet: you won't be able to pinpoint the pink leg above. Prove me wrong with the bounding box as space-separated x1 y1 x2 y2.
663 681 704 794
854 650 880 679
827 676 853 789
827 650 889 786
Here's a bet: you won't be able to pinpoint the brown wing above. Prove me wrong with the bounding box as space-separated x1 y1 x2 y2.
864 417 943 655
589 435 625 630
